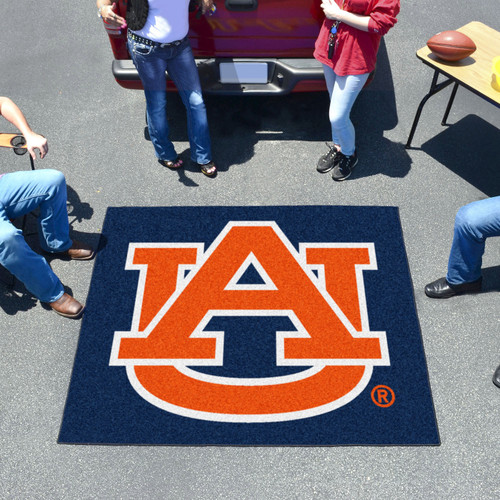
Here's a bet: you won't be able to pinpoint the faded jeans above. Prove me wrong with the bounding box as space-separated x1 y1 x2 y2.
0 170 71 302
447 196 500 285
323 65 369 156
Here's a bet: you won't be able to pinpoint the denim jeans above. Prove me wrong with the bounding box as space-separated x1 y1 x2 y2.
128 35 212 164
0 169 71 302
322 65 369 156
447 196 500 285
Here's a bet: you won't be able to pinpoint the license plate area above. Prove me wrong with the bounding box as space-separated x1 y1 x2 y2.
219 62 268 84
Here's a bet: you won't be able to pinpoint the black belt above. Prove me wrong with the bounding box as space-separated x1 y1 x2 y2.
128 31 186 48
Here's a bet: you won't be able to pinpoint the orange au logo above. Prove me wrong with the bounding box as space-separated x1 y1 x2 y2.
109 222 389 422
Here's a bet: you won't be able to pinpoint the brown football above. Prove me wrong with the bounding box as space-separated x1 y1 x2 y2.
427 30 476 61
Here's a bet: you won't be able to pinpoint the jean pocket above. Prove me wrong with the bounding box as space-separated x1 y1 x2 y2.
131 41 153 56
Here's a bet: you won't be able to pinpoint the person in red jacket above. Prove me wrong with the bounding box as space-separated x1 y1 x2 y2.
314 0 399 181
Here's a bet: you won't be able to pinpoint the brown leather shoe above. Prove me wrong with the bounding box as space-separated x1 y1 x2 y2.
49 293 84 319
62 240 95 260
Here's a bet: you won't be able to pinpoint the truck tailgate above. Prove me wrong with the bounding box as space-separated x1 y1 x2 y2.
107 0 327 94
189 0 324 58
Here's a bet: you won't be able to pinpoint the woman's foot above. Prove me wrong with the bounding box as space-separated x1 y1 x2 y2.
332 151 358 181
317 143 341 173
159 157 183 170
195 160 217 177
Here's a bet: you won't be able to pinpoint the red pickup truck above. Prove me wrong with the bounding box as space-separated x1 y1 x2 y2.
104 0 327 95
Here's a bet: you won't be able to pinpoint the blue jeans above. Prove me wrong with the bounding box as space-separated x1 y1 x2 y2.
0 169 71 302
447 196 500 285
323 65 369 156
128 35 212 164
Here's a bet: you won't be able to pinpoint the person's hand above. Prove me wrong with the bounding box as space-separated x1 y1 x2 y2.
25 132 48 160
200 0 215 15
320 0 344 21
100 2 126 28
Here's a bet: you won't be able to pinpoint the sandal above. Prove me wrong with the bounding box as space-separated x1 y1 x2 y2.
196 160 217 177
159 157 183 170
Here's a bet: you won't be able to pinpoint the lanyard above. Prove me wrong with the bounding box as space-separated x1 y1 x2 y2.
327 0 347 59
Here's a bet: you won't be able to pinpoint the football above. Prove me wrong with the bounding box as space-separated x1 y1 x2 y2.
427 30 477 62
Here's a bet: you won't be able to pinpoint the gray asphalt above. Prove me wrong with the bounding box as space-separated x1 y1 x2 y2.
1 1 499 499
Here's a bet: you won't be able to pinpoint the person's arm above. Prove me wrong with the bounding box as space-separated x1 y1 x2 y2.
0 96 48 159
320 0 370 32
320 0 399 35
199 0 215 15
96 1 126 28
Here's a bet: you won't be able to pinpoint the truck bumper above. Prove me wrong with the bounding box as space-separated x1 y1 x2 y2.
112 58 326 95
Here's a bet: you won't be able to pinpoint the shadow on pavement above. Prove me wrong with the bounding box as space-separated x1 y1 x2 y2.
66 184 94 226
161 40 410 179
349 40 412 180
0 286 37 315
482 265 500 292
421 114 500 196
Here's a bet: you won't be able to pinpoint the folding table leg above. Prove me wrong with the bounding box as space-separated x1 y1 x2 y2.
441 82 459 126
406 70 455 149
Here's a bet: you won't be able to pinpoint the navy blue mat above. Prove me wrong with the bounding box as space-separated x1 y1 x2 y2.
59 206 439 445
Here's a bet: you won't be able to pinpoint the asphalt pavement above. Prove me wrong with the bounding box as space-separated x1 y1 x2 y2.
1 1 499 499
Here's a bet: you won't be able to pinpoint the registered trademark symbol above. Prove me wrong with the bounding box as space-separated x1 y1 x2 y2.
371 385 395 407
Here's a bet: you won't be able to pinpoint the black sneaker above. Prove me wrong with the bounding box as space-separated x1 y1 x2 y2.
332 151 358 181
316 143 341 173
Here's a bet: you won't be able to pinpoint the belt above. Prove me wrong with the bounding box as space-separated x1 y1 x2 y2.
128 31 186 48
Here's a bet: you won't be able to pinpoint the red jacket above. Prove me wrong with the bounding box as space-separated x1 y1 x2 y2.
314 0 400 76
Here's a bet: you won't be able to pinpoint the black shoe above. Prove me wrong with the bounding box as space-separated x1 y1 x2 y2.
317 143 341 173
424 276 482 298
493 364 500 388
332 151 358 181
